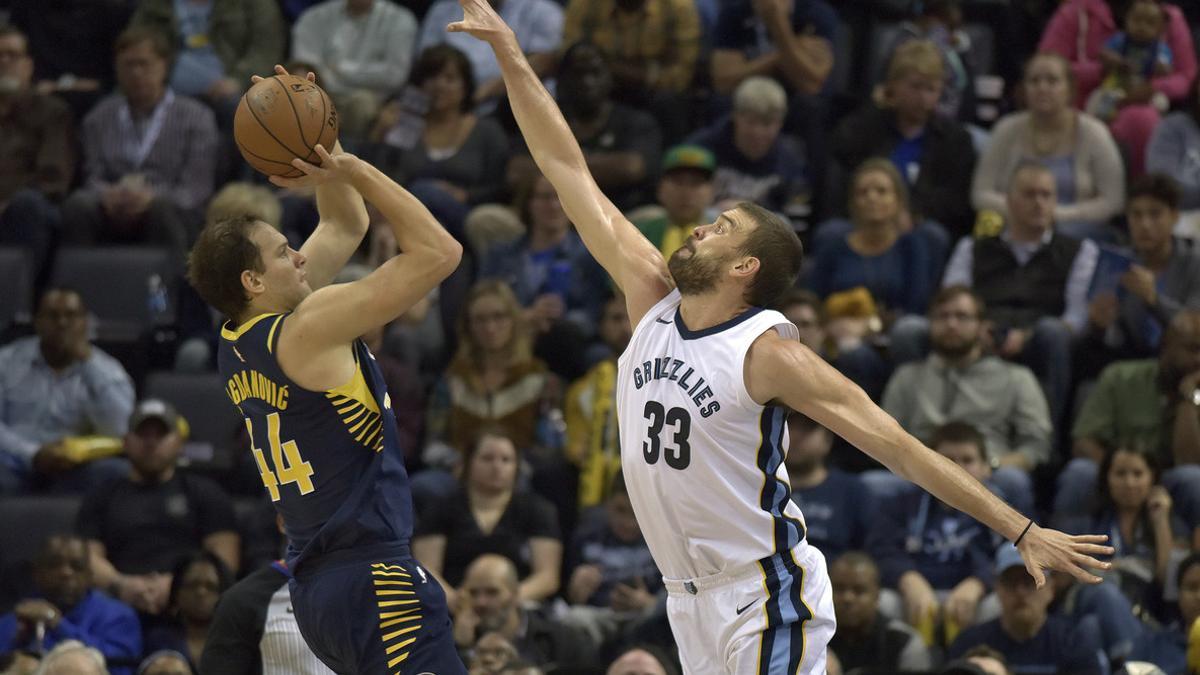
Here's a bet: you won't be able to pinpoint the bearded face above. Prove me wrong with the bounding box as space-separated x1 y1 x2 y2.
668 238 727 296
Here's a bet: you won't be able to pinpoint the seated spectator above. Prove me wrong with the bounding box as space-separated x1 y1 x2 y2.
290 0 418 140
565 295 631 509
832 40 976 237
1057 445 1189 617
687 76 808 215
828 552 932 673
137 650 191 675
144 552 232 670
785 414 874 562
0 288 135 495
809 159 934 319
866 424 1003 640
1083 0 1174 124
1146 78 1200 212
479 174 609 380
1060 309 1200 528
507 43 661 212
414 430 561 603
882 287 1050 513
453 555 594 669
709 0 836 205
417 0 562 107
633 145 718 259
970 53 1125 243
423 280 560 466
367 45 509 238
25 640 109 675
0 537 140 675
942 646 1012 675
1039 0 1197 177
200 558 334 675
561 0 701 142
61 28 218 267
468 631 520 675
947 547 1107 674
0 24 74 283
1080 173 1200 376
606 645 678 675
1130 551 1200 673
129 0 283 116
777 289 889 404
562 472 661 648
875 0 974 124
1042 565 1151 664
944 162 1099 431
79 400 239 616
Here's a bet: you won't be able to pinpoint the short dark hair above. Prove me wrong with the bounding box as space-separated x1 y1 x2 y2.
460 426 519 487
929 285 985 317
166 550 233 612
1129 172 1181 211
775 288 822 315
409 44 476 113
930 421 987 459
114 26 172 62
735 203 804 307
187 215 266 321
35 286 85 314
0 23 28 48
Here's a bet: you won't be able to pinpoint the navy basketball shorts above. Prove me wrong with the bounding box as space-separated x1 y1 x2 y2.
289 545 466 675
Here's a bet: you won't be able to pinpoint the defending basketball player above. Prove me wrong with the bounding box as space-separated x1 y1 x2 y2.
188 66 467 675
449 5 1114 674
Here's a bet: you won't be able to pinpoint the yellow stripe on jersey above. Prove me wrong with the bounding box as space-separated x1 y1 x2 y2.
370 562 422 674
220 313 281 341
325 351 384 451
266 314 285 354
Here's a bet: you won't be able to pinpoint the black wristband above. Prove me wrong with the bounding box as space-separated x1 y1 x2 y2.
1013 519 1034 547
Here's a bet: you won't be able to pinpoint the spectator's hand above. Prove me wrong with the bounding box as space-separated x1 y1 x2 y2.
943 577 985 629
610 577 655 613
524 294 564 333
433 180 469 204
207 77 240 101
1148 486 1173 523
1121 265 1158 306
14 599 62 630
268 144 363 190
452 594 479 647
898 571 938 628
1016 524 1113 587
567 564 604 605
998 328 1029 358
1122 82 1155 106
1088 293 1119 330
32 442 77 475
148 573 171 613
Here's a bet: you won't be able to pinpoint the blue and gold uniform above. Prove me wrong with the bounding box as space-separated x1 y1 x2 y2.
218 313 463 675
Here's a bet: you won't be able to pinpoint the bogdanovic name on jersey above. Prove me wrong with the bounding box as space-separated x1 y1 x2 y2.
630 355 722 418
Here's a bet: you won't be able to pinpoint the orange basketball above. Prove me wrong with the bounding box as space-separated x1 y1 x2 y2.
233 74 339 177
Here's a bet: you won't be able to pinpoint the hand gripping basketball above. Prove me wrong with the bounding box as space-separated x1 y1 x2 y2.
234 65 339 177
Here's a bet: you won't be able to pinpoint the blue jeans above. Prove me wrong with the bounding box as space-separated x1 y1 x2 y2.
1069 580 1143 660
1 188 59 282
1055 458 1200 527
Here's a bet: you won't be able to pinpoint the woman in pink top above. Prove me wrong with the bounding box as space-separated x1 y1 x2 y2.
1038 0 1197 176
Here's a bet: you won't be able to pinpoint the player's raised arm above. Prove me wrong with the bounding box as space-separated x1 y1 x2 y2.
744 331 1114 589
448 0 672 325
273 146 461 363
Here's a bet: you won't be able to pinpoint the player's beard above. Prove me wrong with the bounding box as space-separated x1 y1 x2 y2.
668 246 725 296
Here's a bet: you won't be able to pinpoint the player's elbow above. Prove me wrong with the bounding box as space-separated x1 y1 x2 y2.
431 238 464 278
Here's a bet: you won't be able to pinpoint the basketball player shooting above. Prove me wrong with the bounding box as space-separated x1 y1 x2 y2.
188 66 467 675
449 5 1114 673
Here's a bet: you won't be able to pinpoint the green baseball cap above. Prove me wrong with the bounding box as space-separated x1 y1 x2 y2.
662 144 715 177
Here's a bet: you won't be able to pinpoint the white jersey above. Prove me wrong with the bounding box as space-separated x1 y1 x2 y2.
616 289 808 580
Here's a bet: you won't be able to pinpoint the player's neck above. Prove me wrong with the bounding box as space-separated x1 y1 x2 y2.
677 293 751 333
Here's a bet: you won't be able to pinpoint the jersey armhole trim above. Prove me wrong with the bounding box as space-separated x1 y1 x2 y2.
736 320 801 410
266 314 287 354
220 312 282 342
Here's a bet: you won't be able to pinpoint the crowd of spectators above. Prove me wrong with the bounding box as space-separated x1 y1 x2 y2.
5 0 1200 673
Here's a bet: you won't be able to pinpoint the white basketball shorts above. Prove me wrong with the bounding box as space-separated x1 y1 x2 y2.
663 543 836 675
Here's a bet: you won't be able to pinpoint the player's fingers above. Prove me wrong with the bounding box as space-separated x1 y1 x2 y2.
1073 543 1114 556
1025 561 1046 589
447 21 465 32
1071 534 1110 544
274 64 288 76
1072 552 1112 572
306 71 317 83
313 144 333 163
251 75 264 84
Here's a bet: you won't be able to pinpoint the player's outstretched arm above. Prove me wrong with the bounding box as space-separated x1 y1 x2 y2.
251 66 370 291
448 0 672 325
273 146 461 366
745 332 1114 588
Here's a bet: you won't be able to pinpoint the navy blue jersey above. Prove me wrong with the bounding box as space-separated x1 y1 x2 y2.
217 313 414 573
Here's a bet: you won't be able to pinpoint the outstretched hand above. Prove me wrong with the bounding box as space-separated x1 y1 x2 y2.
447 0 515 44
268 144 361 190
1017 525 1113 587
251 64 316 86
